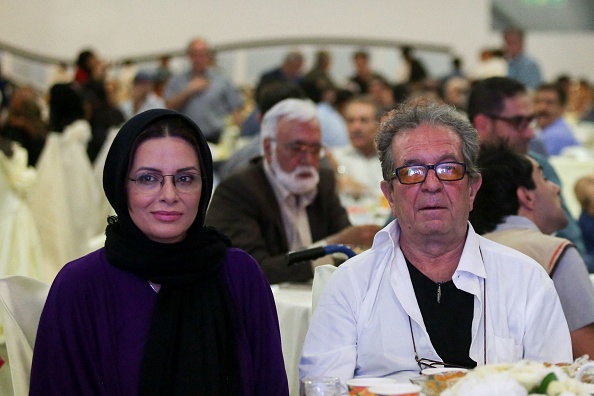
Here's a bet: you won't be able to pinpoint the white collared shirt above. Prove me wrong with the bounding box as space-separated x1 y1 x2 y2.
300 220 571 393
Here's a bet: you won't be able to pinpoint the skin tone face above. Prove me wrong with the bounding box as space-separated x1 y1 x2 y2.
503 31 523 59
477 94 535 154
187 39 210 75
523 156 567 235
264 117 322 176
345 102 378 157
127 136 201 244
534 89 564 129
380 125 481 250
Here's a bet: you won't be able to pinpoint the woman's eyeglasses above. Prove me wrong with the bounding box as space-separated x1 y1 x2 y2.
128 172 203 194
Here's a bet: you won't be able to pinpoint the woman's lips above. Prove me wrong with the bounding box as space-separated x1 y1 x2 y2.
152 211 183 221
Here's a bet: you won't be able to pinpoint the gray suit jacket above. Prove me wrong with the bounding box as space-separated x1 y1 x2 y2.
206 158 350 284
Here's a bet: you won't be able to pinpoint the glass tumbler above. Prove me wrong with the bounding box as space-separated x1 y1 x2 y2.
301 376 341 396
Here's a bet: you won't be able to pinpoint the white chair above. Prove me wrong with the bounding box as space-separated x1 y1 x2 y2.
0 276 50 396
548 155 594 219
0 145 45 280
311 264 338 312
28 120 103 281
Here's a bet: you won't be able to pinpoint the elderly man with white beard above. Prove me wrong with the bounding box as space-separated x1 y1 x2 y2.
206 99 380 284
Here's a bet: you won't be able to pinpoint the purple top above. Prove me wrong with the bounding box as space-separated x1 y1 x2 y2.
30 248 289 395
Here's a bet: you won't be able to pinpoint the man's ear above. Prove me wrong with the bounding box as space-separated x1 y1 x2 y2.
473 114 492 140
263 137 272 163
517 186 535 210
380 180 397 218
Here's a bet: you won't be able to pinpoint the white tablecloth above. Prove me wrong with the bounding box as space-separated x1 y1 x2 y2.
272 283 313 396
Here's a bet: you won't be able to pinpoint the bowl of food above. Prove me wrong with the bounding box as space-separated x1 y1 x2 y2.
346 378 397 395
409 368 467 396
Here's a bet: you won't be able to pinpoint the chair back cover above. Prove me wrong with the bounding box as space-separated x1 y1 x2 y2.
311 264 338 312
0 276 50 396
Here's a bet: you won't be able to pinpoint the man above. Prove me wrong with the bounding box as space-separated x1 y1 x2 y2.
396 46 428 89
503 28 542 90
255 51 304 102
368 75 397 114
330 96 383 204
119 70 165 120
467 76 586 256
534 83 580 156
206 98 379 284
299 100 571 390
164 38 244 143
347 50 383 95
470 143 594 359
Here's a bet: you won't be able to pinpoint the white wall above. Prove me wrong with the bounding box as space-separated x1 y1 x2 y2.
0 0 593 85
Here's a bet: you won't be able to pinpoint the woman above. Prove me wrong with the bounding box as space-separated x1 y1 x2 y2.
30 109 289 395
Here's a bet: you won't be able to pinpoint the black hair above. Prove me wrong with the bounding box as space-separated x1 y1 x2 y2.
537 82 567 107
469 142 535 234
257 81 306 116
467 77 527 125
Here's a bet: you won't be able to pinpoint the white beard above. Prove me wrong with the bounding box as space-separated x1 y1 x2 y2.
271 152 319 195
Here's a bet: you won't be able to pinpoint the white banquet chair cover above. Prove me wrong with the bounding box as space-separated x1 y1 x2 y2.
92 126 118 233
548 154 594 219
0 276 50 396
0 144 44 280
28 120 103 282
311 264 338 312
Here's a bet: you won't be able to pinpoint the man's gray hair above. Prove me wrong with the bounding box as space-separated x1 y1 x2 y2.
260 98 319 152
376 99 481 183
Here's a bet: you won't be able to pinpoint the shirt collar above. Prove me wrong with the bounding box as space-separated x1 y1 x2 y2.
375 219 487 281
493 215 539 233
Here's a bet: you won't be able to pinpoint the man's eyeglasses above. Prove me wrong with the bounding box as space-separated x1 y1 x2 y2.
486 114 535 131
128 172 203 194
414 356 470 371
390 162 467 185
271 139 326 158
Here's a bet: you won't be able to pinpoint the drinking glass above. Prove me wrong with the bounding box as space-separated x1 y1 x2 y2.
301 376 341 396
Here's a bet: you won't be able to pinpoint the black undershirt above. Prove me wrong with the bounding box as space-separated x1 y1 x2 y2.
405 257 477 368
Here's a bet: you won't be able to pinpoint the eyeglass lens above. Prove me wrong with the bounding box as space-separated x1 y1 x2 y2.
396 162 465 184
130 173 201 193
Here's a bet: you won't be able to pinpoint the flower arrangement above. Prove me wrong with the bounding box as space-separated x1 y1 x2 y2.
440 360 590 396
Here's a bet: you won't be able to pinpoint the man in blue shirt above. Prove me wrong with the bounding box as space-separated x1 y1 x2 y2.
503 28 542 90
164 38 244 143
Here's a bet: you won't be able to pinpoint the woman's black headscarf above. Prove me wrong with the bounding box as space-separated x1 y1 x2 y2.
102 109 239 395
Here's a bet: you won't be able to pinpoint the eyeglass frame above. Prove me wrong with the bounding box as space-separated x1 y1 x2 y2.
389 162 467 185
127 172 204 193
269 138 326 158
485 113 535 131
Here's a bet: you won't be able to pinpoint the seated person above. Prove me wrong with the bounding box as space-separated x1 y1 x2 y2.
30 109 288 394
574 175 594 272
534 83 580 156
299 100 571 392
206 98 379 284
329 96 383 202
469 142 594 359
0 86 47 167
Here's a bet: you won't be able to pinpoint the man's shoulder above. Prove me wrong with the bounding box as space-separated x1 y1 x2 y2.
479 235 548 274
218 160 266 188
